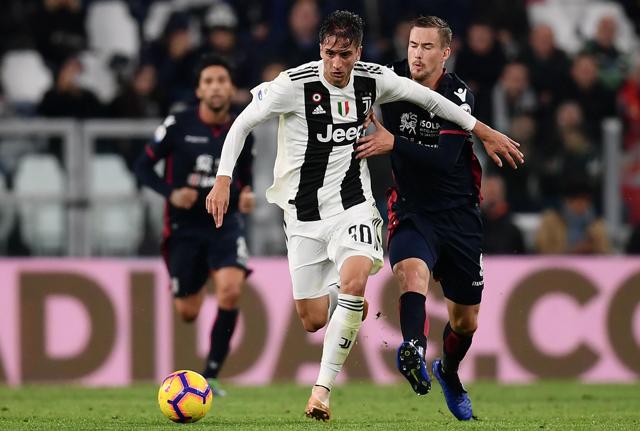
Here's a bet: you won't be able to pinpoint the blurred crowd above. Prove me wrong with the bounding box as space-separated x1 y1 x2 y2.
1 0 640 255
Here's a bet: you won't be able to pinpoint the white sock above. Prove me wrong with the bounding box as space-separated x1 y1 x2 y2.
315 294 364 390
327 283 339 319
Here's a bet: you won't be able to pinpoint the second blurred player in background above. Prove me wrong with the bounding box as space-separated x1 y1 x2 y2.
135 55 255 396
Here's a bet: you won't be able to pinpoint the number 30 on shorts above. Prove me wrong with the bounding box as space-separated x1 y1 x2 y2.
348 218 383 250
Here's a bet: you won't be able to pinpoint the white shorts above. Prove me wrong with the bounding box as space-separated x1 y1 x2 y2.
284 201 384 300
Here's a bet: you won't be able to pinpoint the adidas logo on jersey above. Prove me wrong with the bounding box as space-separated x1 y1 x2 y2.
312 105 326 115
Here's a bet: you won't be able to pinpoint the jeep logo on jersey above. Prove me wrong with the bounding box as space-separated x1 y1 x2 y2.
316 124 363 144
195 155 214 173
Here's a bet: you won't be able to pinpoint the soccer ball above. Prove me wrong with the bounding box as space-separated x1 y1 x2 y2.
158 370 213 423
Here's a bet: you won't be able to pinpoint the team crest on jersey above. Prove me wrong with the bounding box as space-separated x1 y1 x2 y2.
195 154 214 173
337 100 349 116
399 112 418 135
362 95 372 114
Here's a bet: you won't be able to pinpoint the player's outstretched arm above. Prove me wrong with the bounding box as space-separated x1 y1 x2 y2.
471 121 524 169
379 72 524 169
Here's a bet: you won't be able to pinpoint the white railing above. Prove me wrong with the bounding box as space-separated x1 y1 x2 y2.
0 117 627 256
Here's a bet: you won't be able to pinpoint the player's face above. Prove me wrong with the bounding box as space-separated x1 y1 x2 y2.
320 37 362 88
196 65 234 113
407 27 450 84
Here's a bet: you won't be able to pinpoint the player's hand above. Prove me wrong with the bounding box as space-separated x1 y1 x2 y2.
169 187 198 209
473 121 524 169
355 113 394 159
238 186 256 214
206 176 231 228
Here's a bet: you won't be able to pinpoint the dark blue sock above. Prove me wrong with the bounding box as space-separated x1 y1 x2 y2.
203 308 238 379
399 291 427 353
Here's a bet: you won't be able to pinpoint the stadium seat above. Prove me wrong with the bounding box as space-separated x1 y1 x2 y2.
144 1 174 41
527 0 639 54
90 154 144 255
141 159 166 243
248 120 287 255
0 173 16 254
141 187 166 242
86 1 140 59
1 50 52 106
513 213 542 253
579 2 639 55
13 154 66 255
78 51 118 104
0 137 48 178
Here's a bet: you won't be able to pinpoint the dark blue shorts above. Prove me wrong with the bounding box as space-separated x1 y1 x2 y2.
162 219 250 298
388 205 484 305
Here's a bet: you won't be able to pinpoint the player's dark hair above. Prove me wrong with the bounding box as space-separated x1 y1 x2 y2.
195 54 234 86
411 15 452 48
318 10 364 47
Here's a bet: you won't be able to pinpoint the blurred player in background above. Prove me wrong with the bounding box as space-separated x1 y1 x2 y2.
356 16 523 420
206 10 521 421
135 55 255 396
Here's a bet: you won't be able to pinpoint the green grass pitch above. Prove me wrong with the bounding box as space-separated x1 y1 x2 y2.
1 382 639 430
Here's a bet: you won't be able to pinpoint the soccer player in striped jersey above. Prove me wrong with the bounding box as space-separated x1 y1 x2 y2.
206 10 523 421
355 16 524 420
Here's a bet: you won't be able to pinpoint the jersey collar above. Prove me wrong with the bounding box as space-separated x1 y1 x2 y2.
318 61 354 92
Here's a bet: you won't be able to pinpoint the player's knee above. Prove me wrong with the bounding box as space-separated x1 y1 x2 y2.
340 275 367 296
395 261 429 295
178 308 199 323
399 277 427 294
450 316 478 336
301 316 326 332
298 308 327 332
217 284 242 309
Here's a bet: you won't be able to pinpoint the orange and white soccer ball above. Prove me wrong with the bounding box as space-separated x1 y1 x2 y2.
158 370 213 423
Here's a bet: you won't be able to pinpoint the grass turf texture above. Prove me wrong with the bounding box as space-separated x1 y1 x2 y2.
0 382 639 430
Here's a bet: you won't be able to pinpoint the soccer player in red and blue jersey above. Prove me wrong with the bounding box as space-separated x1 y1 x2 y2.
356 16 524 420
135 55 255 396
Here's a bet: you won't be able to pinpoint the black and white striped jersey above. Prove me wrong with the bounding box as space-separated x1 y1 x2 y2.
216 60 477 222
